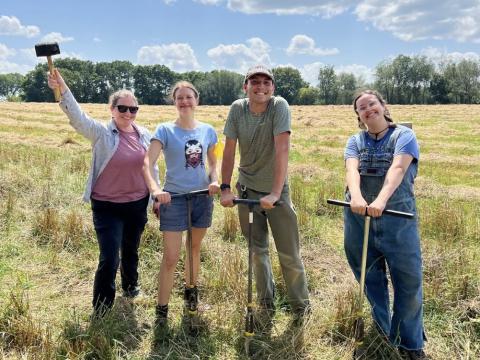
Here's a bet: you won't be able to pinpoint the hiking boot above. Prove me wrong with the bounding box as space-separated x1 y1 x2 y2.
122 286 140 298
253 303 275 336
154 304 169 342
292 303 311 327
184 285 198 314
398 348 429 360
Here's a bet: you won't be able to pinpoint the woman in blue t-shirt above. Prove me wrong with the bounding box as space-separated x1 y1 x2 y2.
143 81 219 334
343 90 427 359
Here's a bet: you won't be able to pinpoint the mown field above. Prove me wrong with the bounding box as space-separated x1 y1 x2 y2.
0 101 479 360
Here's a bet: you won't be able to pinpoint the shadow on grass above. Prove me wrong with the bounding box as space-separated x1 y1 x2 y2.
147 314 221 359
58 296 148 358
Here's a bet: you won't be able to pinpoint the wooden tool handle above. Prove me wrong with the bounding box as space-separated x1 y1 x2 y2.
47 56 60 102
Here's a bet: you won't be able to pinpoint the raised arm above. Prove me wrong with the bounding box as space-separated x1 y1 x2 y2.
48 69 105 142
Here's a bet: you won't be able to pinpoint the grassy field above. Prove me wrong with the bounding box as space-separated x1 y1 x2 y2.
0 101 479 359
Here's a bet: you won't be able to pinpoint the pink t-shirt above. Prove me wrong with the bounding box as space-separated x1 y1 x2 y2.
91 129 148 203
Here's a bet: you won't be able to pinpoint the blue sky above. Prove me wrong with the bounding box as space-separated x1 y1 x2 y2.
1 0 479 85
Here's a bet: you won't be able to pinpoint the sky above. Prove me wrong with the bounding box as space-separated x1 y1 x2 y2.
1 0 479 85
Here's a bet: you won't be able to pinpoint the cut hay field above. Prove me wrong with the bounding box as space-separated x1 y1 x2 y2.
0 101 479 360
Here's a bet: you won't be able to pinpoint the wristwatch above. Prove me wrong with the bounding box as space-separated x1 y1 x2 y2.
151 194 158 202
220 183 231 191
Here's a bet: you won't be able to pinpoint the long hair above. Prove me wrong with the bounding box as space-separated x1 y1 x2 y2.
353 90 393 129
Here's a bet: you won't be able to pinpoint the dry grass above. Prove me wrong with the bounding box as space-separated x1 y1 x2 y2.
0 101 479 359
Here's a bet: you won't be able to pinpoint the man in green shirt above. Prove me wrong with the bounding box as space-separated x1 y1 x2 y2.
220 65 310 324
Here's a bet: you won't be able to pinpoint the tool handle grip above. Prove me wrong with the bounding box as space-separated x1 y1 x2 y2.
327 199 414 219
233 199 283 206
170 189 210 199
47 56 60 102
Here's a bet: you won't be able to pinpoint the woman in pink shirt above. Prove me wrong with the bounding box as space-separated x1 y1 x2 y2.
48 70 157 316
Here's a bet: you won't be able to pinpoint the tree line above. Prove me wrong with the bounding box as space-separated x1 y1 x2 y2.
1 55 479 105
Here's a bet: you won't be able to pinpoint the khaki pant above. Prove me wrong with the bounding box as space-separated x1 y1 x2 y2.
237 185 310 312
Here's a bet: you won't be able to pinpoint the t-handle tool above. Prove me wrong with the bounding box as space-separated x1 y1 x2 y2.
327 199 414 357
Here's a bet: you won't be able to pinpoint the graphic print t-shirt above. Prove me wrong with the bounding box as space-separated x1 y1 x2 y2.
152 122 217 193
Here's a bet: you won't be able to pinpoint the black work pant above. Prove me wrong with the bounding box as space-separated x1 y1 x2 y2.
91 195 148 310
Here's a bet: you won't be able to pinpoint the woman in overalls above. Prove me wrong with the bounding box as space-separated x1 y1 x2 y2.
343 90 427 359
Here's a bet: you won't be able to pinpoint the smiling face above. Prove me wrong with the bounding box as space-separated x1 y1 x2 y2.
174 86 198 116
110 94 138 131
243 74 274 106
354 93 387 129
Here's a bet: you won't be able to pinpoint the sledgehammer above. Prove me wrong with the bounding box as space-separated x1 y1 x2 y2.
35 42 61 102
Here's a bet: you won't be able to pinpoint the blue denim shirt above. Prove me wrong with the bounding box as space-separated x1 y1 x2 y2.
59 89 158 202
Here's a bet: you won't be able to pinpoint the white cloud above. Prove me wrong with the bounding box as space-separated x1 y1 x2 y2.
0 43 16 60
226 0 354 18
299 62 325 86
137 43 200 72
355 0 480 43
0 60 33 74
40 32 74 43
336 64 374 83
194 0 223 4
420 47 480 65
193 1 480 43
207 37 272 73
93 37 101 43
286 35 339 56
0 16 40 38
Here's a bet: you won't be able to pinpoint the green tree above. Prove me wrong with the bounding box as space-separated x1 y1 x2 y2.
53 58 97 102
429 73 449 104
0 73 24 100
94 61 135 103
22 63 52 102
93 61 135 103
336 72 357 104
133 64 177 105
271 67 307 104
317 65 338 104
374 60 395 102
456 60 480 103
195 70 244 105
296 87 320 105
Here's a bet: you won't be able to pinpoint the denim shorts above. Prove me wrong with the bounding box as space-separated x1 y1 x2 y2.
159 194 214 231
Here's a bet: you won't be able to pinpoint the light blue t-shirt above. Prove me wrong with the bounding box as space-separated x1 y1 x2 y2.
152 122 218 193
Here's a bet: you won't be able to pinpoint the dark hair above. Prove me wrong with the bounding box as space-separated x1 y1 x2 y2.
353 90 393 129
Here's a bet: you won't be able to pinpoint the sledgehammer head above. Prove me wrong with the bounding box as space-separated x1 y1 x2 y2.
34 42 61 101
35 42 60 57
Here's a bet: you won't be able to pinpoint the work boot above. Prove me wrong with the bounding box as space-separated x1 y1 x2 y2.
292 302 311 327
253 301 275 336
184 285 198 314
122 285 140 298
398 348 429 360
154 304 169 342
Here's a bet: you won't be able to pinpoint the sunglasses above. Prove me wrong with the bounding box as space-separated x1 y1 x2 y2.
116 105 139 114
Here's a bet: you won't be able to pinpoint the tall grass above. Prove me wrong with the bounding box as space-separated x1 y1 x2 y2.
0 102 479 359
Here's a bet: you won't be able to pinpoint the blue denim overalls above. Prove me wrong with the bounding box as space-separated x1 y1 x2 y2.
344 125 425 350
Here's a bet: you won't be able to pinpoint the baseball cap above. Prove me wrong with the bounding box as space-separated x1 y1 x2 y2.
244 65 274 83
